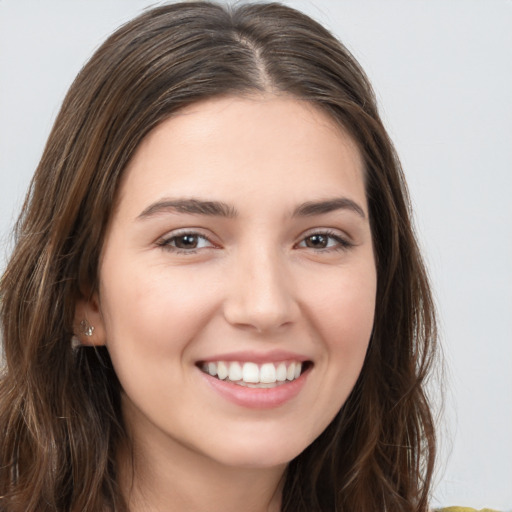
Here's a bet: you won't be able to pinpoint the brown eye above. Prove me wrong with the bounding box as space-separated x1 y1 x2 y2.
158 232 214 252
304 234 329 248
173 234 200 249
297 231 353 252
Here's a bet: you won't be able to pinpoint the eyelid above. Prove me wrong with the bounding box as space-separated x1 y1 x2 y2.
156 228 219 252
295 228 354 251
155 227 354 254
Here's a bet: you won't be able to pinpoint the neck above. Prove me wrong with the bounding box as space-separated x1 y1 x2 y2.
118 427 286 512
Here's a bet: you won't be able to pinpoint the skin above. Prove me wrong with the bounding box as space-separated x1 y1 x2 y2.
77 94 377 512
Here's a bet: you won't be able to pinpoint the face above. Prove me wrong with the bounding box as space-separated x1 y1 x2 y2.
80 95 377 470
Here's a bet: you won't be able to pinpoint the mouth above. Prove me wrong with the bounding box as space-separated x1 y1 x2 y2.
196 360 313 389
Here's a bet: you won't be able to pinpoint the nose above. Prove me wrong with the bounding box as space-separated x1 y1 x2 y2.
222 246 300 333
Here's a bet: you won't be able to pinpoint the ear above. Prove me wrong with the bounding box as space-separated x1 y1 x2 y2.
74 292 107 346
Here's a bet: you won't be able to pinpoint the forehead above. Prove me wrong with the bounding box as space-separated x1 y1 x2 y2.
116 94 366 216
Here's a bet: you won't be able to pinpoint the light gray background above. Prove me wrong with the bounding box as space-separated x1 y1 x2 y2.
1 1 511 509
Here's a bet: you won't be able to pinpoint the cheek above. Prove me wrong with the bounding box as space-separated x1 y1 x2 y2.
307 265 377 355
99 260 221 360
293 263 376 440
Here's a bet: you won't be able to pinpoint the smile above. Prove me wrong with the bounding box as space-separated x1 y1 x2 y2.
199 360 308 388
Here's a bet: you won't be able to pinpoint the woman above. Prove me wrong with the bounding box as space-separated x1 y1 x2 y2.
0 2 438 511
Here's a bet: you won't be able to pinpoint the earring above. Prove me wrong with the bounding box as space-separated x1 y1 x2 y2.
79 319 95 337
71 335 81 349
71 319 95 348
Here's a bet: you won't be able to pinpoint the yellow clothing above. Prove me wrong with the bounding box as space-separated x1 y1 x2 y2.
437 508 500 512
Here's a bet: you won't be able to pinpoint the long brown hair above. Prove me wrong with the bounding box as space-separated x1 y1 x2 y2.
0 2 438 510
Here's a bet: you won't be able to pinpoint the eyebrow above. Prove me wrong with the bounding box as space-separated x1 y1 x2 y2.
137 198 238 219
292 197 366 219
137 196 366 220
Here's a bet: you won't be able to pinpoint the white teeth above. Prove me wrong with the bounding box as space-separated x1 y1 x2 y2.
200 360 305 384
217 361 229 380
228 361 242 381
276 362 287 382
286 362 296 381
260 363 277 383
207 362 217 376
242 362 259 383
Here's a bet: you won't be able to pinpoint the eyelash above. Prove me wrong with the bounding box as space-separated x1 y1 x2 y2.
156 231 215 254
157 229 353 255
296 230 354 252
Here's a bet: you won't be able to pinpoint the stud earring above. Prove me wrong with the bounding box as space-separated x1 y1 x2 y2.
71 319 95 348
79 319 95 337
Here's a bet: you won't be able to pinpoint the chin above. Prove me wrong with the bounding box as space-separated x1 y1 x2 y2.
205 432 310 470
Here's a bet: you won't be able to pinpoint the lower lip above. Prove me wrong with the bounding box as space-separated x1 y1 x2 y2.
199 367 310 409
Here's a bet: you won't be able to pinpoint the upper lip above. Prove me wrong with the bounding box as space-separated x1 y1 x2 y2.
197 349 311 364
